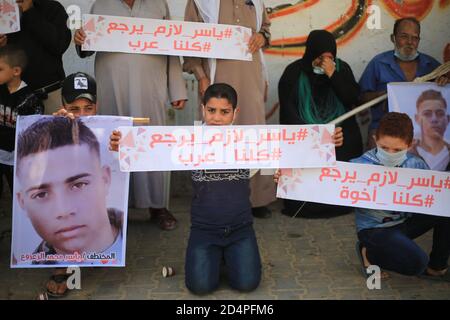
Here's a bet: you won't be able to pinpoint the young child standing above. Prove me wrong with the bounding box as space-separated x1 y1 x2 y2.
0 45 44 196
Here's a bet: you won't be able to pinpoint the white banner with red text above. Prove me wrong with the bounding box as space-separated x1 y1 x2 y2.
118 125 337 172
277 161 450 217
81 14 252 60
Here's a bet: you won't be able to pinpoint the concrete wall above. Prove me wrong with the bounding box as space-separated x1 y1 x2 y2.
58 0 450 125
54 0 449 197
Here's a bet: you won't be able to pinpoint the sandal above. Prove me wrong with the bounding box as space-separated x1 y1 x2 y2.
418 269 450 282
150 208 178 231
46 273 70 298
36 292 49 300
355 241 390 280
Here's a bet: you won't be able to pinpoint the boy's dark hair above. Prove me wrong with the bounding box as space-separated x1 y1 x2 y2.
0 45 28 70
17 117 100 174
203 83 238 109
416 89 447 110
376 112 414 145
393 17 421 36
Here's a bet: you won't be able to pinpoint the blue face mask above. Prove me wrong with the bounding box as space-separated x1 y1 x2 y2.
376 147 408 167
312 66 325 75
394 48 419 62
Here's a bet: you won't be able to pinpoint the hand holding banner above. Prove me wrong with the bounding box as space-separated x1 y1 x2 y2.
118 125 337 172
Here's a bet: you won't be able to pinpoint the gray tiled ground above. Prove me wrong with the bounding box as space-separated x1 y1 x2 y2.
1 186 449 300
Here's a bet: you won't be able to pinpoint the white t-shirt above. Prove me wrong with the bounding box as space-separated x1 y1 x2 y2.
417 146 450 171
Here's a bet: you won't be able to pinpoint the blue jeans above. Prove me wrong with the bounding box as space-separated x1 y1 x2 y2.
185 223 261 295
358 214 450 276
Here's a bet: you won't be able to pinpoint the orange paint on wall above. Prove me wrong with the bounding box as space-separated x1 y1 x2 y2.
268 0 321 19
271 0 362 46
440 0 450 8
380 0 434 20
267 0 371 56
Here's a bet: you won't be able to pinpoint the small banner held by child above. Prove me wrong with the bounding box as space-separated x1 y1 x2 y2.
81 14 252 61
11 115 131 268
118 125 337 171
277 161 450 217
0 0 20 34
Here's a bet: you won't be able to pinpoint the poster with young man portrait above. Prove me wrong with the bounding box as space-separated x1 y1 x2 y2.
388 83 450 171
11 115 131 268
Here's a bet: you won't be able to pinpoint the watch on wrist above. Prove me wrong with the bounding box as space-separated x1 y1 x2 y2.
259 30 270 46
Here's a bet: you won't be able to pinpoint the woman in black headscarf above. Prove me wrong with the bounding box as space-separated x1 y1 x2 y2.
278 29 362 218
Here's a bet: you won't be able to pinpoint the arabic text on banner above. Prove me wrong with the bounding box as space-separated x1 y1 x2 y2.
118 125 337 172
82 14 252 61
277 161 450 217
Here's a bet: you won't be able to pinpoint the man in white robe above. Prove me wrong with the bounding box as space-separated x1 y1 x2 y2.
74 0 188 230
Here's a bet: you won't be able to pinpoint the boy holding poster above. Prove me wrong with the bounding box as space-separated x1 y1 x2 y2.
351 112 450 281
31 72 118 299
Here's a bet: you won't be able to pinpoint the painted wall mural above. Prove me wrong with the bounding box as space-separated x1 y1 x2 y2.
266 0 372 56
260 0 449 124
59 0 449 126
264 0 448 58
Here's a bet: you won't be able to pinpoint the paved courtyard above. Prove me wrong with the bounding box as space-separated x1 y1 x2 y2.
0 183 449 300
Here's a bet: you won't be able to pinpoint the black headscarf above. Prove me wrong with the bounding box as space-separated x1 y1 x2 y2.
294 30 346 124
301 30 337 73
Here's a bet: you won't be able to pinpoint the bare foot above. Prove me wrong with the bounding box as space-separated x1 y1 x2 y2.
425 267 448 276
361 247 390 279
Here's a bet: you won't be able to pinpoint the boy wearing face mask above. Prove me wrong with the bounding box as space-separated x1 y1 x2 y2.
352 112 450 281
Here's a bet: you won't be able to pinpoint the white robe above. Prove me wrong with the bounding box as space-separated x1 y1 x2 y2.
79 0 187 208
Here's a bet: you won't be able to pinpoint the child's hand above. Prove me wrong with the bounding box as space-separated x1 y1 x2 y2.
109 130 122 152
273 169 281 184
52 108 75 120
333 127 344 147
74 28 87 46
